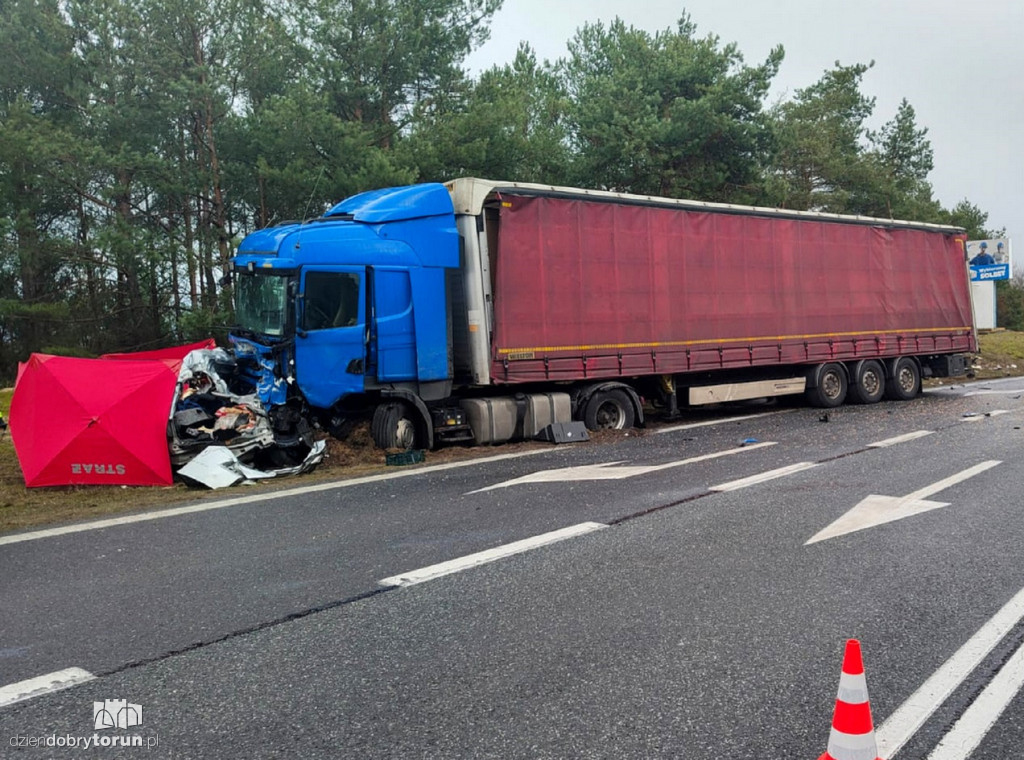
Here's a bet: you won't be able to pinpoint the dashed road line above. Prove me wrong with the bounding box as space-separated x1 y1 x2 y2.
709 462 818 492
655 409 792 434
0 668 95 709
379 522 607 587
869 430 934 447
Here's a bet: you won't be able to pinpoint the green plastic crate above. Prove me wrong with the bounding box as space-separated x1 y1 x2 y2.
385 450 425 466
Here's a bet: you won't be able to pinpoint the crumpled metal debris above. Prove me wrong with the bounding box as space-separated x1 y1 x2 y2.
169 348 324 485
177 440 327 489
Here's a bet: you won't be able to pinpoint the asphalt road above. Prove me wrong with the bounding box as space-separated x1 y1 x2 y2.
2 377 1024 758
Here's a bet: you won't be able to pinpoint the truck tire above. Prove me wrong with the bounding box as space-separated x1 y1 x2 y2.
885 357 921 401
805 363 848 408
583 389 635 431
848 360 885 404
371 401 420 450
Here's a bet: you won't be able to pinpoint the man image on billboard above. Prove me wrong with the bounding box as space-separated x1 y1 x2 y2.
970 241 995 265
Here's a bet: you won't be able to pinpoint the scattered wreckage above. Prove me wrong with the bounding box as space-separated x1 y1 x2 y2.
10 341 325 489
168 347 325 488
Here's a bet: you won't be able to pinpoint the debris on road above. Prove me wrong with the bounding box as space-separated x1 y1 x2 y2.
177 441 327 489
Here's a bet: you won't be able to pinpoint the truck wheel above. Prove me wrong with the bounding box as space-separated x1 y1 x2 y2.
849 360 885 404
583 389 635 431
885 357 921 401
806 363 848 408
371 402 419 450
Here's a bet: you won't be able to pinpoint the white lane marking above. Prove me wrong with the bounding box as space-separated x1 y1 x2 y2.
876 585 1024 758
0 449 554 547
470 442 777 493
379 522 607 587
805 461 1001 545
927 637 1024 760
708 462 817 492
868 430 934 448
0 668 94 708
655 409 792 434
963 390 1024 397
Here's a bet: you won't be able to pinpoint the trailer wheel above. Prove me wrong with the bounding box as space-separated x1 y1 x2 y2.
849 360 885 404
583 389 635 431
885 357 921 401
371 401 420 450
806 363 848 408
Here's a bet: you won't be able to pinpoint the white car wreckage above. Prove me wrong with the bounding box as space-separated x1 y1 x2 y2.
169 348 326 489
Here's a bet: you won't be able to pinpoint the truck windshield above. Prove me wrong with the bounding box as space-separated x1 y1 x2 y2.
234 272 291 337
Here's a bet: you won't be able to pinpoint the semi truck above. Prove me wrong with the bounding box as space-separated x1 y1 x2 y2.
228 178 976 450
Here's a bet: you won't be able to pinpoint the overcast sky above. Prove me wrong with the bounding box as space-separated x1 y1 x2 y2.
465 0 1023 248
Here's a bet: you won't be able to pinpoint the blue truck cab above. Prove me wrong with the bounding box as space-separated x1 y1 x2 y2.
230 182 464 449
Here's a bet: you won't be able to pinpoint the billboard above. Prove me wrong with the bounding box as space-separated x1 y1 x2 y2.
967 238 1012 281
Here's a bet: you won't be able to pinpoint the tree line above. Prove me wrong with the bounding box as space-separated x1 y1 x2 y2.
0 1 997 382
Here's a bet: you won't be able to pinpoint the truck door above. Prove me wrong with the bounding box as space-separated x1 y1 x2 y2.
295 266 367 408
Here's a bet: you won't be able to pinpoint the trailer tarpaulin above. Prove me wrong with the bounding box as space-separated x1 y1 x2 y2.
491 194 974 383
10 354 181 487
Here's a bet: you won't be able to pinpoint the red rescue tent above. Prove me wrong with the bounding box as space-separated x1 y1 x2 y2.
10 351 194 487
100 338 215 364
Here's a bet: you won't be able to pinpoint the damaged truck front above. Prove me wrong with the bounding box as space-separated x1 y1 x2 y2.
229 183 463 450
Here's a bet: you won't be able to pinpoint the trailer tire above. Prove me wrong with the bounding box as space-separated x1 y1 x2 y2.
848 360 885 404
583 389 635 431
885 357 921 401
371 401 420 450
805 363 848 408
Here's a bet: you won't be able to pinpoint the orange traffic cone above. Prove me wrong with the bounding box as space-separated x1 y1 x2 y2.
819 639 882 760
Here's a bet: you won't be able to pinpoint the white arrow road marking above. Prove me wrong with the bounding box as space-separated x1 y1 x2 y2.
0 668 94 708
805 460 1002 545
469 442 777 493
